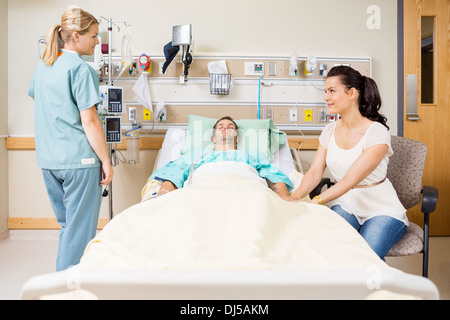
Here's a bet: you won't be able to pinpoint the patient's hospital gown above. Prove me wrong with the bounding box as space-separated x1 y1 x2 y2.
151 150 292 189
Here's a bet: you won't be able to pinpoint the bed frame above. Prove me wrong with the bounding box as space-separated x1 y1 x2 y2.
21 268 439 300
20 127 440 300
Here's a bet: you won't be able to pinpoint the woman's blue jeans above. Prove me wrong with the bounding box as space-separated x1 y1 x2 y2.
331 205 407 259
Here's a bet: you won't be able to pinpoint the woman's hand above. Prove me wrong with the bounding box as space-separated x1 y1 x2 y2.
100 161 114 186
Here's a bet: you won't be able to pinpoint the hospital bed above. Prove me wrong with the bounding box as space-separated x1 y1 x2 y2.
21 116 439 300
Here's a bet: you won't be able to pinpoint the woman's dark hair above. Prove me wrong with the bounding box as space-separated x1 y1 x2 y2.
327 66 389 129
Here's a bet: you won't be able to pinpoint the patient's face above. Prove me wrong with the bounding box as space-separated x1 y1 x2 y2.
215 119 237 132
213 119 238 146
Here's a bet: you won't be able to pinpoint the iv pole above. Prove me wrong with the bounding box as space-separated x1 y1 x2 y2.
99 17 130 220
105 17 114 221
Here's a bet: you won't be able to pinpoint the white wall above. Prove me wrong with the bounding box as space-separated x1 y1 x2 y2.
6 0 399 221
1 0 9 232
8 0 398 134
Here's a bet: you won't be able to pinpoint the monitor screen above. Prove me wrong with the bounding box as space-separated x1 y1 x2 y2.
109 88 122 103
106 118 120 132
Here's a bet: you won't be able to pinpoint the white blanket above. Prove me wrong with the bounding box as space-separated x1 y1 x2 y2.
81 174 390 272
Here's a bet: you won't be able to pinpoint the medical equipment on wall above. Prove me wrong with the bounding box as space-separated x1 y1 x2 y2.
208 60 231 95
138 54 151 73
126 134 140 164
289 54 298 76
125 107 140 164
305 55 317 76
155 99 167 122
172 24 193 82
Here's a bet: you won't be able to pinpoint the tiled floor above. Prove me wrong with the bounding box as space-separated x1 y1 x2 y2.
0 230 448 300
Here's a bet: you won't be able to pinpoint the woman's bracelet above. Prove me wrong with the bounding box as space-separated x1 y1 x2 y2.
313 195 324 205
159 188 170 194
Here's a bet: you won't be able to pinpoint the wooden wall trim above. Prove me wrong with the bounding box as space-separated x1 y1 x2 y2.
6 136 319 150
5 137 36 150
8 217 109 230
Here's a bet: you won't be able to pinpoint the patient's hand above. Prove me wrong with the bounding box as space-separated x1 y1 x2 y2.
157 180 176 196
268 181 290 199
280 195 299 202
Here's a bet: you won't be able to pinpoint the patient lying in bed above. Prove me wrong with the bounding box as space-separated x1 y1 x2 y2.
150 116 292 198
61 115 430 299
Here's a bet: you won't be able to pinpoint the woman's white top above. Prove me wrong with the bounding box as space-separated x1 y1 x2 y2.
320 121 408 225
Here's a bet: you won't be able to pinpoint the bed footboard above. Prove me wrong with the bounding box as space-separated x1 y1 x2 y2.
21 268 439 300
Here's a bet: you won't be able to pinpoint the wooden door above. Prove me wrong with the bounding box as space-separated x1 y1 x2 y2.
403 0 450 235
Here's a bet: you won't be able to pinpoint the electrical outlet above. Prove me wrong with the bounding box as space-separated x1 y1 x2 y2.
319 64 328 77
261 107 274 120
128 107 137 121
113 61 121 75
304 109 312 122
289 107 297 122
158 108 167 122
244 62 264 76
159 61 165 75
143 108 151 121
318 108 327 122
268 62 277 76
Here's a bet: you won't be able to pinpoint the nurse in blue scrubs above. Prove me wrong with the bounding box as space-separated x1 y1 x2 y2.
27 7 113 271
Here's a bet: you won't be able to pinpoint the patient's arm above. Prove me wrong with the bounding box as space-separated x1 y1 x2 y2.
267 181 289 198
290 144 327 201
158 180 177 196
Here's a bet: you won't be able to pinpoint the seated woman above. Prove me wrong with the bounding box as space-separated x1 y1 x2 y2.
151 116 292 198
287 66 408 260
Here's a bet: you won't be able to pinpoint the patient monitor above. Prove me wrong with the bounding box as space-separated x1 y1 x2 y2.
98 85 124 143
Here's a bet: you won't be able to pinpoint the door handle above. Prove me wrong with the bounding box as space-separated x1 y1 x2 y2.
406 74 420 121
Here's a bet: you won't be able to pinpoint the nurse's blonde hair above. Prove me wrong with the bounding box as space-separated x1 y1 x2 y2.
42 7 98 66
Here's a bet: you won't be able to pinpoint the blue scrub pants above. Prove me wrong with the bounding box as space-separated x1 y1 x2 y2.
331 205 407 259
42 167 102 271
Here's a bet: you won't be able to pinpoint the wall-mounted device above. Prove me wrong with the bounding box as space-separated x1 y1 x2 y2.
289 54 298 76
138 54 151 73
305 55 317 76
98 85 124 144
172 24 193 82
244 62 264 76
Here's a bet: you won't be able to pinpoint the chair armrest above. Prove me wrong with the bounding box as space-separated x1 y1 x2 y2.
309 178 334 198
421 185 438 214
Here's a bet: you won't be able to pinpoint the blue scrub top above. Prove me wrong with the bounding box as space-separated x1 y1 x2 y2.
151 150 293 190
27 50 101 169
